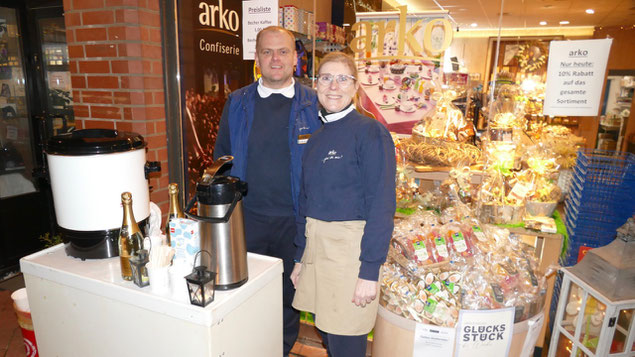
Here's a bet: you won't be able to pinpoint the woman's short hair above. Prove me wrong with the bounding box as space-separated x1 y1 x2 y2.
317 52 357 81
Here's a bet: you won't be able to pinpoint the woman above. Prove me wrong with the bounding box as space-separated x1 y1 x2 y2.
290 52 396 357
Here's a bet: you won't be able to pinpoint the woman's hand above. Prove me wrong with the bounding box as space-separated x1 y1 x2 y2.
352 278 378 307
290 262 302 288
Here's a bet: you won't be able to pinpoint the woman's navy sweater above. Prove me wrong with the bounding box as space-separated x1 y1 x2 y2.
294 109 396 281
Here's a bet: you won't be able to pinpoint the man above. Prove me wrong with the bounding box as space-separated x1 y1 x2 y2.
213 26 321 356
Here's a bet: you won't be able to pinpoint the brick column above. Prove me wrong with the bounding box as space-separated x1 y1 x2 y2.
63 0 169 214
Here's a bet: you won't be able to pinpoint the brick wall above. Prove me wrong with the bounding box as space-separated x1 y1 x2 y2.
62 0 169 215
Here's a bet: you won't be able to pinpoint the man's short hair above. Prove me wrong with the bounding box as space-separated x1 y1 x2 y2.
255 26 296 51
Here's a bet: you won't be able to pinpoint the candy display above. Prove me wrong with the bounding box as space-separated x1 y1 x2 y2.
394 84 480 167
382 207 550 327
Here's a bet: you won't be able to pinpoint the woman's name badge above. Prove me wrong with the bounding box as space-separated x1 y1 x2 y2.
297 134 311 144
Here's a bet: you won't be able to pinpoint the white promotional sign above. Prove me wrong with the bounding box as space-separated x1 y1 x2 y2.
242 0 278 60
414 323 456 356
543 39 613 116
455 308 515 357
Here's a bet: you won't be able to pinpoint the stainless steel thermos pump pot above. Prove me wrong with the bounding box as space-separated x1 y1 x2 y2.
185 156 248 290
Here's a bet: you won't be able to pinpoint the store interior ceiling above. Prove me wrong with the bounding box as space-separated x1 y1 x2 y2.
383 0 635 30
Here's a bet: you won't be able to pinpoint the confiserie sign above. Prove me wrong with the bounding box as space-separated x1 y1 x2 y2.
455 308 515 356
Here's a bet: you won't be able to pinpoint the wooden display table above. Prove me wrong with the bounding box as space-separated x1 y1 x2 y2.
408 164 484 184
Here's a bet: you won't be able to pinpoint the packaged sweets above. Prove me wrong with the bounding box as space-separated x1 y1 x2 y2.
383 206 550 327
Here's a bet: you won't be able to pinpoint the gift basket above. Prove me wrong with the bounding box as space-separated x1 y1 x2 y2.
413 90 475 143
476 142 526 224
531 124 585 170
400 89 480 167
487 84 526 143
521 145 562 217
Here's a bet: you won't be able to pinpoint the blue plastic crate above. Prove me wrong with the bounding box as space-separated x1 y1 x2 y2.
561 239 606 267
572 150 635 187
564 215 623 241
565 192 634 218
575 149 635 171
564 198 633 223
573 158 635 179
564 200 632 228
572 166 634 189
564 229 614 250
569 170 634 200
567 190 631 211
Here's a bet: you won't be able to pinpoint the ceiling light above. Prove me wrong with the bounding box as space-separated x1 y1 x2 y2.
540 21 547 26
586 9 595 14
560 20 570 25
470 23 477 27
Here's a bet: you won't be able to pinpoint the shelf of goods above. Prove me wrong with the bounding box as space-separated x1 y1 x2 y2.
20 245 283 357
280 5 346 52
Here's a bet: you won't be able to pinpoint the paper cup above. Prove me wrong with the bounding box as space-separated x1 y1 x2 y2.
169 264 191 303
147 263 170 296
12 302 39 357
11 288 30 313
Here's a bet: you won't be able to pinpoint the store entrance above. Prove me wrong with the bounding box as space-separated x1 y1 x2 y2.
0 0 71 276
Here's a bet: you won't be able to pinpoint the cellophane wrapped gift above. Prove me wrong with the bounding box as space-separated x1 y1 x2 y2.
413 89 475 143
488 84 526 143
534 124 585 169
477 142 526 224
383 205 552 327
402 88 480 167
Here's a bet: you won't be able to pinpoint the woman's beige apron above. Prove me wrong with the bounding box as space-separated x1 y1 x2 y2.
292 217 380 335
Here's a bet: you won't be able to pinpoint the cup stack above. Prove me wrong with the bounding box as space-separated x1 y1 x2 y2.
10 288 39 357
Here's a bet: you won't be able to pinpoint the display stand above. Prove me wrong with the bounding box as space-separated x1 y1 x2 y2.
376 228 562 355
373 305 540 357
20 245 283 357
510 228 564 350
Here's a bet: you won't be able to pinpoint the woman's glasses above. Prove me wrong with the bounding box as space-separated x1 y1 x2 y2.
317 74 357 88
